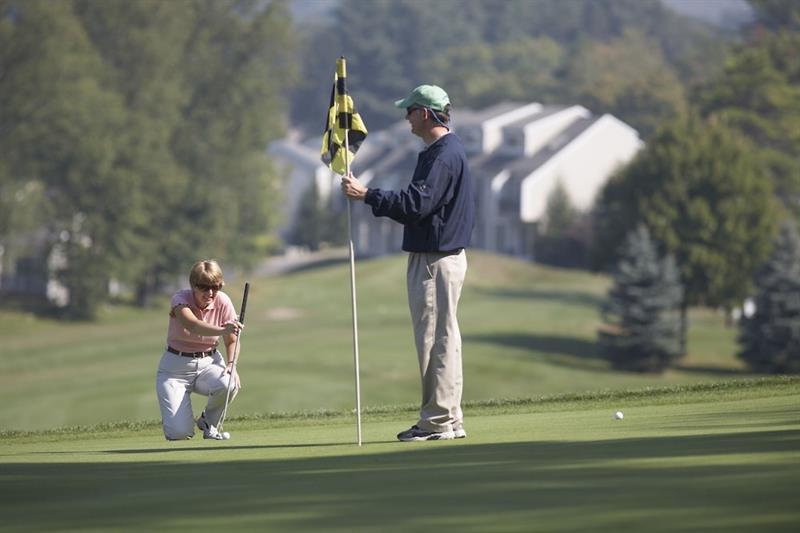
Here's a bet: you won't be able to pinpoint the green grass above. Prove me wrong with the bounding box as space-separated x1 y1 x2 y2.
1 378 798 532
0 251 756 431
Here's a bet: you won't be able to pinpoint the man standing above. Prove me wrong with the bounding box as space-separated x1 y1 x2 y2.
341 85 475 441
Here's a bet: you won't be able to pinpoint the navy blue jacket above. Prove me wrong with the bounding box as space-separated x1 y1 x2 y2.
364 133 475 253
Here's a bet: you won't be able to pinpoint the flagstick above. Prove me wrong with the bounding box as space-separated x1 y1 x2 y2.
344 130 363 447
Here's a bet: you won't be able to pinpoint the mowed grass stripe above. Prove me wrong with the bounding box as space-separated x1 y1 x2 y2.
1 382 797 532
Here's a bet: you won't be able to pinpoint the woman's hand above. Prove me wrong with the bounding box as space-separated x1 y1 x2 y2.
222 320 243 336
225 361 241 388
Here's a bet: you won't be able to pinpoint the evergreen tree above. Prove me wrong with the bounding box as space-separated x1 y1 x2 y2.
542 181 578 238
321 201 348 248
599 225 684 373
290 182 324 251
697 30 800 222
593 115 778 352
535 181 588 268
290 183 349 250
738 221 800 373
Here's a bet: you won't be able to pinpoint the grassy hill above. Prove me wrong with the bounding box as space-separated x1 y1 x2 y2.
0 251 750 431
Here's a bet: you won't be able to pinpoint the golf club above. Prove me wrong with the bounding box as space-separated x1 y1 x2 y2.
218 281 249 435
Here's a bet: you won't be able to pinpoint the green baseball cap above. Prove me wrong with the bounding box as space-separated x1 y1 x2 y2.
394 84 450 112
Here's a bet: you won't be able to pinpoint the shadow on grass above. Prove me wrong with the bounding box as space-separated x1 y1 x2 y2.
673 364 748 376
474 287 605 308
101 440 398 454
465 332 607 371
3 429 798 531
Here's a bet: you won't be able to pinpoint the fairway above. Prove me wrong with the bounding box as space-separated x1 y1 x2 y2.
0 251 754 431
2 378 798 532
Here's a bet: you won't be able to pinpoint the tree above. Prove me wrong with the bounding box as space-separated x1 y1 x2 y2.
738 220 800 373
166 0 296 271
599 225 683 372
564 29 687 138
593 115 779 351
696 30 800 222
1 0 297 317
750 0 800 30
72 0 194 304
289 0 724 133
0 0 131 318
289 182 324 251
427 37 565 109
534 182 590 268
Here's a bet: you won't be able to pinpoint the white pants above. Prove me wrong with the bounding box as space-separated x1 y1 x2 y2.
155 349 238 440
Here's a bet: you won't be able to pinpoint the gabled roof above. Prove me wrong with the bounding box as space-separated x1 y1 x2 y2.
500 105 568 130
469 151 518 180
267 138 321 169
508 115 602 179
455 102 530 125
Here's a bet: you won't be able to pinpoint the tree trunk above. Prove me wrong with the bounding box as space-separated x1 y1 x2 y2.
680 300 689 357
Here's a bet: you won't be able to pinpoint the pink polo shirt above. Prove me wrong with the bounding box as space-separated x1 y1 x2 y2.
166 289 237 352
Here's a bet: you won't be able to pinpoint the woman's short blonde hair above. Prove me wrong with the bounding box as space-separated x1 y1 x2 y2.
189 260 225 288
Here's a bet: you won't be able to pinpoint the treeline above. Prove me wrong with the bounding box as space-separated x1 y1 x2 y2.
290 0 727 138
2 0 798 348
596 0 800 374
0 0 296 318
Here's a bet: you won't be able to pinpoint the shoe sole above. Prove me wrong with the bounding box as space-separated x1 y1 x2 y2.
454 430 467 439
398 431 456 442
197 414 224 440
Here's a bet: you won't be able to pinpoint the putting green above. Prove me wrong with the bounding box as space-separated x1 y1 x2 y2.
1 379 798 532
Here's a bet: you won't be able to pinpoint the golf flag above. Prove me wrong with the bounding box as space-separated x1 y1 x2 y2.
321 57 365 446
321 57 368 175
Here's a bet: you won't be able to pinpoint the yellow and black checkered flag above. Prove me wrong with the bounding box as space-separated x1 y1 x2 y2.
321 57 368 175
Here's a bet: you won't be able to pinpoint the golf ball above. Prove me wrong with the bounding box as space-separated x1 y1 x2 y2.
614 411 624 420
222 432 231 440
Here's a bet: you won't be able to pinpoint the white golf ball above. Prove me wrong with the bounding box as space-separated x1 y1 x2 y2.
614 411 624 420
222 432 231 440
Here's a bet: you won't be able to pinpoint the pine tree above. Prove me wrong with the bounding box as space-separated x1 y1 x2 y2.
290 182 324 251
593 115 779 354
738 221 800 373
599 225 684 372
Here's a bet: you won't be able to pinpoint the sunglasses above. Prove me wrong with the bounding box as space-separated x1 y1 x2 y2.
406 106 423 117
195 283 221 292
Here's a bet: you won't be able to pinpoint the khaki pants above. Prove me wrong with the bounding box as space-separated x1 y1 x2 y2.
407 250 467 432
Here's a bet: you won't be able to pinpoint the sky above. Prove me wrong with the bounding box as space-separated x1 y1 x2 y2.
289 0 757 30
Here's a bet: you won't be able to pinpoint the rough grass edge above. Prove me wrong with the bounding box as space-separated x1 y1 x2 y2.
2 376 797 439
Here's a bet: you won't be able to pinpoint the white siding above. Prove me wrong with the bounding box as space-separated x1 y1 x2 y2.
519 114 643 222
521 105 591 156
482 102 543 153
268 103 643 261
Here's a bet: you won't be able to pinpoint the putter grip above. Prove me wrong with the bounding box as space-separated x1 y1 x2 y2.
239 282 250 324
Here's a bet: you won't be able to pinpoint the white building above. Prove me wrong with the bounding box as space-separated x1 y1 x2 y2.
268 102 643 260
